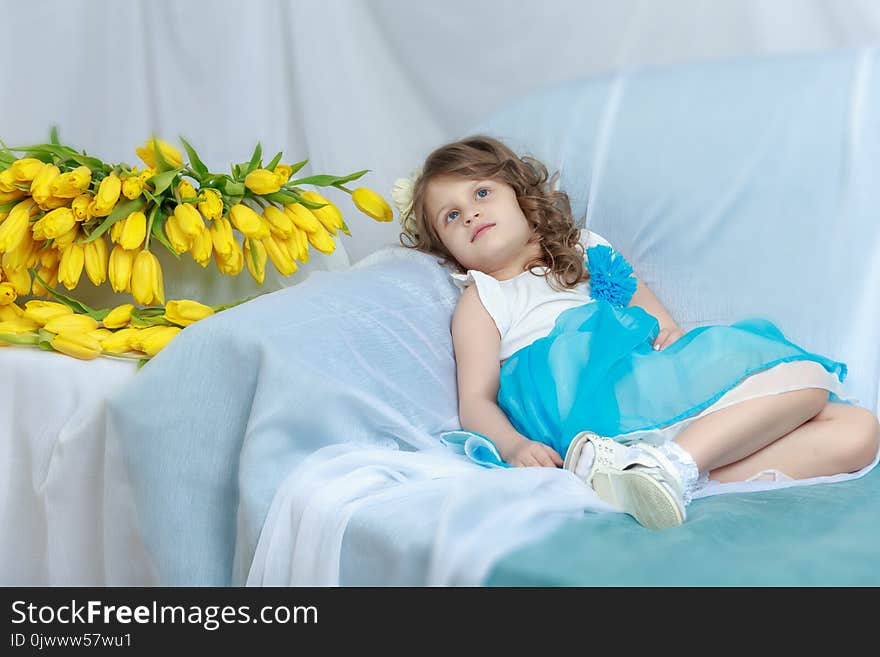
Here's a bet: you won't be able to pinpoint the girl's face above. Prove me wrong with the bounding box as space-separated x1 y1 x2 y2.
423 174 541 280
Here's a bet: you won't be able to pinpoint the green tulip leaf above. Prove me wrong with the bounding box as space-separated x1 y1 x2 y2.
49 126 60 145
84 197 146 243
266 151 283 172
288 158 308 176
266 191 299 205
179 136 209 177
339 219 351 236
245 142 262 175
287 174 338 187
151 212 178 257
223 180 246 196
32 270 97 315
148 169 180 195
152 136 174 173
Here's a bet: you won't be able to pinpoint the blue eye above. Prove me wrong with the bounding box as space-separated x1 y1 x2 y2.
444 187 489 224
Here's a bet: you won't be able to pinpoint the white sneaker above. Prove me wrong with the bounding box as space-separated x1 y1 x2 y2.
563 431 686 530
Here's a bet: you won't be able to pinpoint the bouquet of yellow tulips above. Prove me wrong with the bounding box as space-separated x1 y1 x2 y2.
0 128 395 362
0 283 241 365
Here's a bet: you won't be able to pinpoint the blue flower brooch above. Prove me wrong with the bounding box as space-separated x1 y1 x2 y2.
586 244 637 307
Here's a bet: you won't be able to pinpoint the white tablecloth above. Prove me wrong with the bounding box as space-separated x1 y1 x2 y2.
0 348 156 585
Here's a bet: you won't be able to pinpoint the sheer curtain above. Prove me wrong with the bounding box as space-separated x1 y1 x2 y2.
2 0 879 263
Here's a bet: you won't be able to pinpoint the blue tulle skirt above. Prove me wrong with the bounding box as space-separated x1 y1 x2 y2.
497 300 849 459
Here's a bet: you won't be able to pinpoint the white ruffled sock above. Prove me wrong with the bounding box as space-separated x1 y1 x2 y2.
650 440 701 505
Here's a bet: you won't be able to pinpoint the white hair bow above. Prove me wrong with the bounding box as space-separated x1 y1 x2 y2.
391 166 423 234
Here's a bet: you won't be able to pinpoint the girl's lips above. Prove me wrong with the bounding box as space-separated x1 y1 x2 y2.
471 223 495 242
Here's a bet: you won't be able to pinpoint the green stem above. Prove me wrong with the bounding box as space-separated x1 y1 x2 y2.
145 203 158 250
0 332 39 346
335 184 353 194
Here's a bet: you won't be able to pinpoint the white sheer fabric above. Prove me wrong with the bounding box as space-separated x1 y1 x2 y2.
3 0 879 263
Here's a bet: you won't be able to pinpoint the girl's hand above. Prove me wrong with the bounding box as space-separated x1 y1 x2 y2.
654 325 685 351
506 439 564 468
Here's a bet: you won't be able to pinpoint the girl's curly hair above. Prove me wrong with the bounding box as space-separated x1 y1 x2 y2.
398 135 589 292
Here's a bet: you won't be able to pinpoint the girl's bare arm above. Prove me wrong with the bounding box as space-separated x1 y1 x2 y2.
451 285 533 462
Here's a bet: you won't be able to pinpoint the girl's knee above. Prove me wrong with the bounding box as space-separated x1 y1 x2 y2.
833 407 880 472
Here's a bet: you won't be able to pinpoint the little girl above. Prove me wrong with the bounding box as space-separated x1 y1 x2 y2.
396 135 880 530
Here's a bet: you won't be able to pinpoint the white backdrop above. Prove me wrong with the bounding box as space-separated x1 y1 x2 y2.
2 0 879 264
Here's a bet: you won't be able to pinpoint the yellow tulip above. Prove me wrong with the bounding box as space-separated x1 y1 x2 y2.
164 299 214 327
23 300 72 325
229 203 270 238
3 267 31 295
189 224 212 267
102 303 134 329
283 203 322 233
50 166 92 198
141 326 182 357
44 313 99 334
31 265 59 298
0 282 16 305
284 229 309 264
136 139 183 170
351 187 393 222
71 194 92 220
51 331 101 360
53 224 80 250
110 217 125 244
122 176 143 200
263 205 294 238
262 233 298 276
0 199 35 252
209 216 235 256
84 236 108 286
178 179 197 201
120 211 147 250
274 164 293 182
172 203 204 238
0 301 25 320
131 250 165 305
127 325 165 352
94 173 122 215
244 238 267 285
164 213 193 254
0 189 25 203
40 249 59 269
58 243 85 290
10 158 45 183
89 328 113 341
100 327 140 354
214 237 243 275
197 188 224 220
0 317 39 333
30 164 61 205
307 225 337 254
0 169 17 193
245 169 283 195
301 191 345 234
33 207 76 240
108 245 136 293
139 168 157 187
2 232 36 271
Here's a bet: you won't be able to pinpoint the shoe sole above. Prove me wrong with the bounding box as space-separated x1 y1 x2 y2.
591 469 685 530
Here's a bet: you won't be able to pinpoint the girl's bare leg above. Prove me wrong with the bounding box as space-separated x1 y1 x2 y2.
708 401 880 482
673 388 830 473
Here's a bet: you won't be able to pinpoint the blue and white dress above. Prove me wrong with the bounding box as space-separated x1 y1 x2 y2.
448 230 851 462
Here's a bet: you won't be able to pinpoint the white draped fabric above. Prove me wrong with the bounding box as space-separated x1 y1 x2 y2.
3 0 879 264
